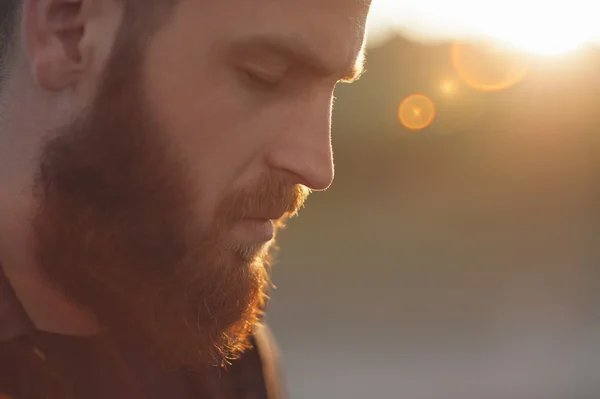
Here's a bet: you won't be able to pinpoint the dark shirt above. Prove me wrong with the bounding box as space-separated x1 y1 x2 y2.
29 330 193 399
0 266 286 399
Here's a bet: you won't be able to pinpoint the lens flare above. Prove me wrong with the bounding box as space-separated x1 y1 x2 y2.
451 41 531 91
440 79 458 95
398 94 436 131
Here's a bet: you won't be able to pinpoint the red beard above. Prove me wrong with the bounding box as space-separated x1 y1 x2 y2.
32 28 308 368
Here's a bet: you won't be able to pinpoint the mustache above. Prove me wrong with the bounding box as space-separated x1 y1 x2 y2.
220 174 311 226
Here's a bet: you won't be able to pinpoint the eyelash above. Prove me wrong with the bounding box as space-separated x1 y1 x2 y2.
243 69 285 91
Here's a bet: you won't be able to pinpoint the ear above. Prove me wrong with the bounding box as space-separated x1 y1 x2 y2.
22 0 96 92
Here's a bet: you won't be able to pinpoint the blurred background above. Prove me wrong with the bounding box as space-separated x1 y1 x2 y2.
266 2 599 398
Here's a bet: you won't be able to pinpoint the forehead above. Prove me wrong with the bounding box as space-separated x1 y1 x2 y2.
170 0 370 71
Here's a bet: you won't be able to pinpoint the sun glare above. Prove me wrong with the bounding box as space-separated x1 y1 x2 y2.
490 17 590 56
500 34 584 56
368 0 599 56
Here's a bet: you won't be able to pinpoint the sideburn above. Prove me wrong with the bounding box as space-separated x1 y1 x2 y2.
32 20 268 368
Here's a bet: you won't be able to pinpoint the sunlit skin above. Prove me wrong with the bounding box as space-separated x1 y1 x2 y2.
0 0 371 368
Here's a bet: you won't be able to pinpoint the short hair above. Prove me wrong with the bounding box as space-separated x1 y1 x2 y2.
0 0 182 91
0 0 21 88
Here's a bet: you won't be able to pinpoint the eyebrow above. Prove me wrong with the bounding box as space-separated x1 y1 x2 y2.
230 35 365 83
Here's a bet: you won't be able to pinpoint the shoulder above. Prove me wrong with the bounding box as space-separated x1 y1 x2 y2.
253 323 286 399
226 323 287 399
185 323 287 399
0 339 74 399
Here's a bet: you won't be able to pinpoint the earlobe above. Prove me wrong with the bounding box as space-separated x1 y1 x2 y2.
30 47 87 92
23 0 89 92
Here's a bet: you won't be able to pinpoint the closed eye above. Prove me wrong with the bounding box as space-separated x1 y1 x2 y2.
242 67 285 91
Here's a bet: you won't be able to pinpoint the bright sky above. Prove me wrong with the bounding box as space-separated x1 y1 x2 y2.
366 0 600 55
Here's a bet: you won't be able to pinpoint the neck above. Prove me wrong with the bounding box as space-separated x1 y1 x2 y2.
0 118 102 337
3 268 102 337
0 212 102 336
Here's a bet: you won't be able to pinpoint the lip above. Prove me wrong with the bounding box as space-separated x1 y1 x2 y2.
232 218 275 244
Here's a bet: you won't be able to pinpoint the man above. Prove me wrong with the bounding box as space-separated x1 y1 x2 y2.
0 0 369 397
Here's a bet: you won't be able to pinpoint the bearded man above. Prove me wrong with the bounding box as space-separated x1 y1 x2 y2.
0 0 370 397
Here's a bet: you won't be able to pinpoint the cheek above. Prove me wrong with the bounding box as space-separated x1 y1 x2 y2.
142 59 265 221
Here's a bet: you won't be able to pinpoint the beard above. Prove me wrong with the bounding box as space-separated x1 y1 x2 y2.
30 27 309 369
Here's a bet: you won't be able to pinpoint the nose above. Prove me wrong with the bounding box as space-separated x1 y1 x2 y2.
265 98 335 191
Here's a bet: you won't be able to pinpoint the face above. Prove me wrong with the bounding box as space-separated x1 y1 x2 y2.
21 0 369 368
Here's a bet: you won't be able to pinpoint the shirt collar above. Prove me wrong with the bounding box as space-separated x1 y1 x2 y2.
0 263 35 342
